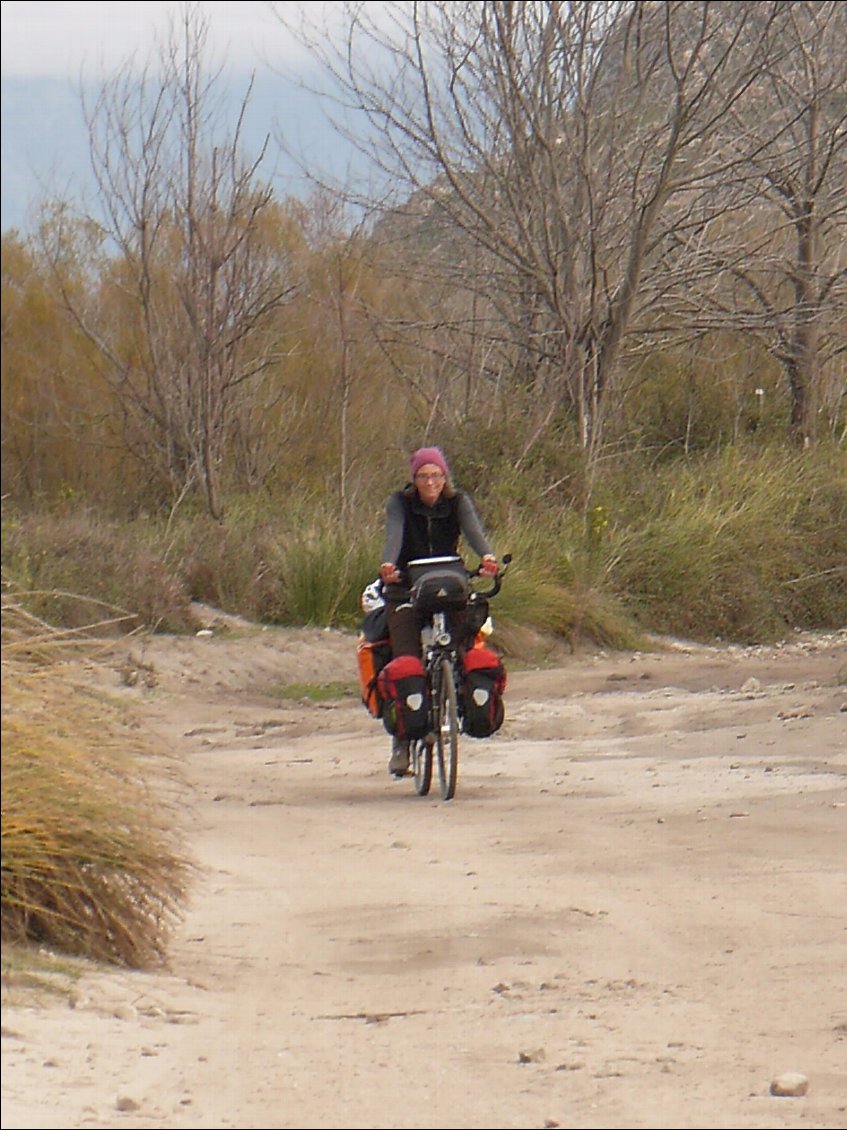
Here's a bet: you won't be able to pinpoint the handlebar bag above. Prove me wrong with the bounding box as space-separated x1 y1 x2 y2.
411 569 469 613
377 655 429 739
461 647 506 737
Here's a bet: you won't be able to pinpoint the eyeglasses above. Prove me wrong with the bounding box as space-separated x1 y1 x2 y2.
415 472 445 483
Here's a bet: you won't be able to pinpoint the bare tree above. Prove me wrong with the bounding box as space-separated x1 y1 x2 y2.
659 0 846 445
303 193 369 515
275 1 788 473
40 3 297 518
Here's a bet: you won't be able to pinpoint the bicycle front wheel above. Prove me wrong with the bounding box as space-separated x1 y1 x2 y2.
435 656 460 800
412 736 432 796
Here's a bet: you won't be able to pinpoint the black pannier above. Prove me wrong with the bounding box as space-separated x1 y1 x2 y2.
461 647 506 738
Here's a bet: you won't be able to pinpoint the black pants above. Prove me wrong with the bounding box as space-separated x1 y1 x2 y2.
386 601 467 659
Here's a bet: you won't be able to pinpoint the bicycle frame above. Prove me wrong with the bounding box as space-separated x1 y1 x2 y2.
422 609 458 673
410 556 511 800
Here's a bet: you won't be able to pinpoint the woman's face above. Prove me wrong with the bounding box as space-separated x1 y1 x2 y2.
414 463 447 507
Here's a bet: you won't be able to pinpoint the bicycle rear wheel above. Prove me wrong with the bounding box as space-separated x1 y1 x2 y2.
412 736 432 795
435 656 459 800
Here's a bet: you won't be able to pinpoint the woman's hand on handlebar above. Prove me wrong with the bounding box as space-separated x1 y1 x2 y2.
479 554 498 578
475 553 511 594
380 561 402 585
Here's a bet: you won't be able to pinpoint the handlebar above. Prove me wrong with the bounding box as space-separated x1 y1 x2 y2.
386 553 512 602
469 553 512 599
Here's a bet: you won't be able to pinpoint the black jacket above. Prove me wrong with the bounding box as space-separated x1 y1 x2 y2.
381 485 492 598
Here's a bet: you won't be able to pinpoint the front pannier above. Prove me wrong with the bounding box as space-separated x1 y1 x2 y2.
461 647 506 737
377 655 429 740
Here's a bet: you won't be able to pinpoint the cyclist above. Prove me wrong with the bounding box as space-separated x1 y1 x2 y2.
379 446 498 776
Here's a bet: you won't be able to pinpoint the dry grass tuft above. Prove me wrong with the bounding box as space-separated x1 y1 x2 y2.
1 585 191 969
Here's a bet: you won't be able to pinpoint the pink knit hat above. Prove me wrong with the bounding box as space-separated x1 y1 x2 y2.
410 446 450 480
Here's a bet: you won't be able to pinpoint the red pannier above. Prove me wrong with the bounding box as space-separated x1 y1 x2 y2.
461 647 506 737
377 655 429 740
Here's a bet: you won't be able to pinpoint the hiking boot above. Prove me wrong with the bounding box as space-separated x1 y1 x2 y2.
388 738 410 777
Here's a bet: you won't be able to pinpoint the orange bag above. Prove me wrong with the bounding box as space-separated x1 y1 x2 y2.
357 636 391 718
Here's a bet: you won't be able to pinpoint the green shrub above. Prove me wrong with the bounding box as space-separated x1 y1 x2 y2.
163 497 383 629
604 445 847 642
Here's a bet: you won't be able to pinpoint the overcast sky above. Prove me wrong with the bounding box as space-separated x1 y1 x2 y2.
0 1 312 79
0 2 363 231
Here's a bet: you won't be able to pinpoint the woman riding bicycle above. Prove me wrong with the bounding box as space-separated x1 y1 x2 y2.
379 446 498 776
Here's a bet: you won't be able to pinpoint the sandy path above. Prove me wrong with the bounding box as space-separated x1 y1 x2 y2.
2 625 846 1130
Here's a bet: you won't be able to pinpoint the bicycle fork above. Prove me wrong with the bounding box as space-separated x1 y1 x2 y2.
424 613 460 739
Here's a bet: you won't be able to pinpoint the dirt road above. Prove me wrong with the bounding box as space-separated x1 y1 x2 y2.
2 622 846 1130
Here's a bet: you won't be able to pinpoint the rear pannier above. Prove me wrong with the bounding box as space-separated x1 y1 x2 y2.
356 636 391 719
356 601 391 718
461 647 506 737
377 655 429 740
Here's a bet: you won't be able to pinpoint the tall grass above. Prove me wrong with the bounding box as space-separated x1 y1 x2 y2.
1 594 190 967
2 443 845 648
482 515 645 656
603 445 847 641
1 508 198 634
161 496 383 628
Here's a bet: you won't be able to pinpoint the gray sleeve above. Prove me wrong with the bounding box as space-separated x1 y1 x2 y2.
457 492 493 559
381 493 406 563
